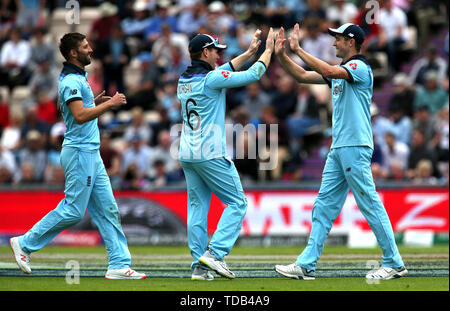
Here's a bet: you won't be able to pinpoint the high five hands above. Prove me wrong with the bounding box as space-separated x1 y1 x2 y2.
275 23 302 56
248 27 275 55
266 27 275 53
247 29 262 55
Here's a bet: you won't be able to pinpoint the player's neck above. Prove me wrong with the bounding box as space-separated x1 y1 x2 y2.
69 59 86 72
198 57 215 70
342 51 360 63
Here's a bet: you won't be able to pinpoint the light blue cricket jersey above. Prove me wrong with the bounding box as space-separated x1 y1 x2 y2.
58 61 100 150
177 59 266 162
323 55 374 150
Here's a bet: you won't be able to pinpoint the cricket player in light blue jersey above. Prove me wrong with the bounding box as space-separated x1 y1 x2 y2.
177 29 275 280
10 33 145 280
274 24 407 280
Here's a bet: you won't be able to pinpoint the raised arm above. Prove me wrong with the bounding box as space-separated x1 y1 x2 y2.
207 28 274 90
230 27 274 71
230 29 262 70
288 23 349 80
257 27 274 69
275 27 325 84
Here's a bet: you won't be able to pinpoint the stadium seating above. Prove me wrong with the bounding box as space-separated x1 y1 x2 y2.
11 86 31 108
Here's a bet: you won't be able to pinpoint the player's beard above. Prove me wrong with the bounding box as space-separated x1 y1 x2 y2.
77 51 92 66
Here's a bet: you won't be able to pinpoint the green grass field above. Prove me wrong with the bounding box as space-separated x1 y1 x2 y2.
0 245 448 291
1 276 448 291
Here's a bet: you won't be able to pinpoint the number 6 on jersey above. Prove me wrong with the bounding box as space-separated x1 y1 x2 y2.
185 98 201 131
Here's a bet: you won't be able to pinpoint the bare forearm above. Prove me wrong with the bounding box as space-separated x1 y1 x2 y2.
278 52 326 84
258 49 272 69
278 52 307 81
295 47 334 77
230 50 253 71
75 101 114 124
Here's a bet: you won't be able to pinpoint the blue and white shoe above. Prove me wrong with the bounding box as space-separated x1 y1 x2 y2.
275 263 315 280
365 266 408 280
191 265 214 281
199 249 235 279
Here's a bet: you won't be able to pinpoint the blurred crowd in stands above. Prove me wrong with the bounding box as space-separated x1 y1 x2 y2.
0 0 448 189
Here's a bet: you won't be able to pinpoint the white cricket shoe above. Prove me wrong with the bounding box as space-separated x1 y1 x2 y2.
10 237 31 274
275 263 315 280
191 265 214 281
105 268 147 279
199 249 235 279
365 266 408 280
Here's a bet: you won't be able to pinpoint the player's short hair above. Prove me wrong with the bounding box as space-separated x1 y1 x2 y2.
343 36 362 52
189 46 216 60
189 47 212 60
190 50 204 60
59 32 86 61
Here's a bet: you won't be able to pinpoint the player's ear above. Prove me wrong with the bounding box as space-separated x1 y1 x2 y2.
69 48 78 59
202 47 209 58
349 38 355 48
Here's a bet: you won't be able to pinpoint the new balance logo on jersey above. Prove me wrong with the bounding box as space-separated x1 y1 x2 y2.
333 84 343 95
70 89 78 95
87 176 91 187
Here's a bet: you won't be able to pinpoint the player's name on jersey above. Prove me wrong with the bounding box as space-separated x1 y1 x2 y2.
178 83 193 94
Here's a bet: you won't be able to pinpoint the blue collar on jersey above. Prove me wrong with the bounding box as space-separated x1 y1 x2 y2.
341 54 368 66
180 59 236 75
61 61 87 76
181 59 213 77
